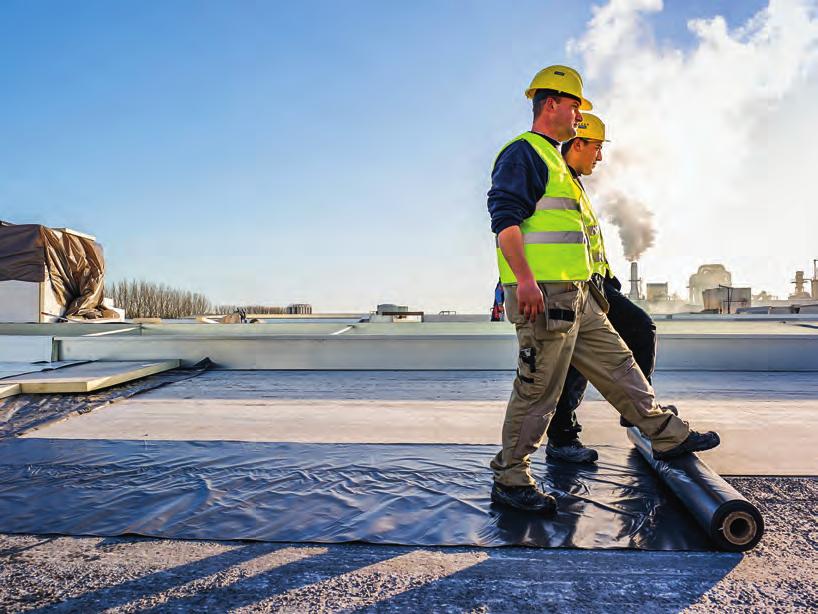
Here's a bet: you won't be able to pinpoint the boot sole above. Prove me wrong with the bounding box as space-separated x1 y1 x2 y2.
491 492 557 514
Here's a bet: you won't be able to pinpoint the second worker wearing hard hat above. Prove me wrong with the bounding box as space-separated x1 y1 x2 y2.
544 113 665 463
486 65 720 513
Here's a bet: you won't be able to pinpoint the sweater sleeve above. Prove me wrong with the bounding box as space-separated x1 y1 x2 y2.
486 140 548 235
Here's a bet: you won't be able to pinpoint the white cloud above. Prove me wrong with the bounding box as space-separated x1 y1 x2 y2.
570 0 818 298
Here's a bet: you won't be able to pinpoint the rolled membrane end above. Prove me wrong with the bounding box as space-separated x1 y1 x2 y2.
712 501 765 552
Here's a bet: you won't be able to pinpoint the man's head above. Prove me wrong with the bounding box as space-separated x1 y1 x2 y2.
560 113 608 176
561 137 602 175
526 65 591 142
532 90 583 141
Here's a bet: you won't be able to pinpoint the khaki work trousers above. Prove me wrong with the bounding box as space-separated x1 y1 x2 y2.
491 281 690 487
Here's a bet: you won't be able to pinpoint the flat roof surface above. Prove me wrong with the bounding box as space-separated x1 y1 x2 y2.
4 369 816 610
25 370 818 476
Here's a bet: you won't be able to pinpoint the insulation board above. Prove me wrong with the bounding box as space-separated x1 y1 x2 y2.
1 360 180 393
0 384 20 399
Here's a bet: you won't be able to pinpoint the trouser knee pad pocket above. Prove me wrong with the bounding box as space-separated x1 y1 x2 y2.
611 356 655 416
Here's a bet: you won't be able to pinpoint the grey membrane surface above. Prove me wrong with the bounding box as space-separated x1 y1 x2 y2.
24 370 818 476
102 369 818 401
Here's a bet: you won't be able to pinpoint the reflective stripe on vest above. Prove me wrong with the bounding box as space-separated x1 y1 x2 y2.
495 231 587 247
495 132 593 283
535 196 580 211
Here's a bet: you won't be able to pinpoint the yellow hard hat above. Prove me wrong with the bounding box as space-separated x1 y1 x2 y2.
575 113 609 141
525 65 592 110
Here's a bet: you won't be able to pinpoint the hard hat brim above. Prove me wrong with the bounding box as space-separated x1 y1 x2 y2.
526 87 593 110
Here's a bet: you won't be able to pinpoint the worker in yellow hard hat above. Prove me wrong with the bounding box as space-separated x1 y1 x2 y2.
524 65 593 110
544 113 669 464
486 67 719 514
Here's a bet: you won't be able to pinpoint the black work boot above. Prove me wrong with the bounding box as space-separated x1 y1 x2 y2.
546 439 599 463
621 403 678 428
652 430 721 460
491 482 557 514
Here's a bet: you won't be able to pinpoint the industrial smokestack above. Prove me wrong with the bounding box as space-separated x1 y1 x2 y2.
628 261 642 301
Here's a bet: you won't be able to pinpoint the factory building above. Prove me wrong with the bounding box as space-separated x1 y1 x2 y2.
702 286 752 314
646 283 669 303
688 264 732 305
789 262 818 300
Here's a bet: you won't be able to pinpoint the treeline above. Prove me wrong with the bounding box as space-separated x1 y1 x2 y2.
106 279 292 319
106 279 212 319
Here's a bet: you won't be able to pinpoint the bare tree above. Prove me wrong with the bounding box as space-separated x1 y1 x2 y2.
106 279 212 319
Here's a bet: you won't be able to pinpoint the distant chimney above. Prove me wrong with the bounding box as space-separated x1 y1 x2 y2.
628 261 642 301
791 270 812 299
812 260 818 300
794 271 806 295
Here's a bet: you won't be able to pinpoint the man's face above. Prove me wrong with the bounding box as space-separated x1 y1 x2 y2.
552 97 583 141
570 138 603 176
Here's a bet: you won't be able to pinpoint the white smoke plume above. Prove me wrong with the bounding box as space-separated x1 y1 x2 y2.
602 190 656 260
568 0 818 295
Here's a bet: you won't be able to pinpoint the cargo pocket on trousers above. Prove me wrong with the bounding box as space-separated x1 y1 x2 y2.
538 287 579 336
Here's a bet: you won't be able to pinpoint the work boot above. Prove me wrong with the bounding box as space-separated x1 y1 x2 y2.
491 482 557 514
546 439 598 463
621 403 678 428
652 430 721 460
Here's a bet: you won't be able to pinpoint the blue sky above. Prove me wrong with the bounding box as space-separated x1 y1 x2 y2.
0 0 767 312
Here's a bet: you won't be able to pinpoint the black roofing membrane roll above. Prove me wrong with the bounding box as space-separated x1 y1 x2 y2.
0 438 761 551
627 427 764 552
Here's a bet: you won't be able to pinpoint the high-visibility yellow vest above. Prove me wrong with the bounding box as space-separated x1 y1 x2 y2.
574 175 611 278
495 132 593 284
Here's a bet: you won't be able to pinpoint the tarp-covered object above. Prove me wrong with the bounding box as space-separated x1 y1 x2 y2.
0 223 115 319
0 224 46 282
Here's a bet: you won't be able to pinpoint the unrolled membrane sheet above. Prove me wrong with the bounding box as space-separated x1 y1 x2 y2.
0 439 719 550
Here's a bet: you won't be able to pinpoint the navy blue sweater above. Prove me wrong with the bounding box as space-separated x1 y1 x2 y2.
487 132 562 235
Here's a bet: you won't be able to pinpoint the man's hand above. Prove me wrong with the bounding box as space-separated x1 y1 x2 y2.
497 226 543 322
517 278 544 322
